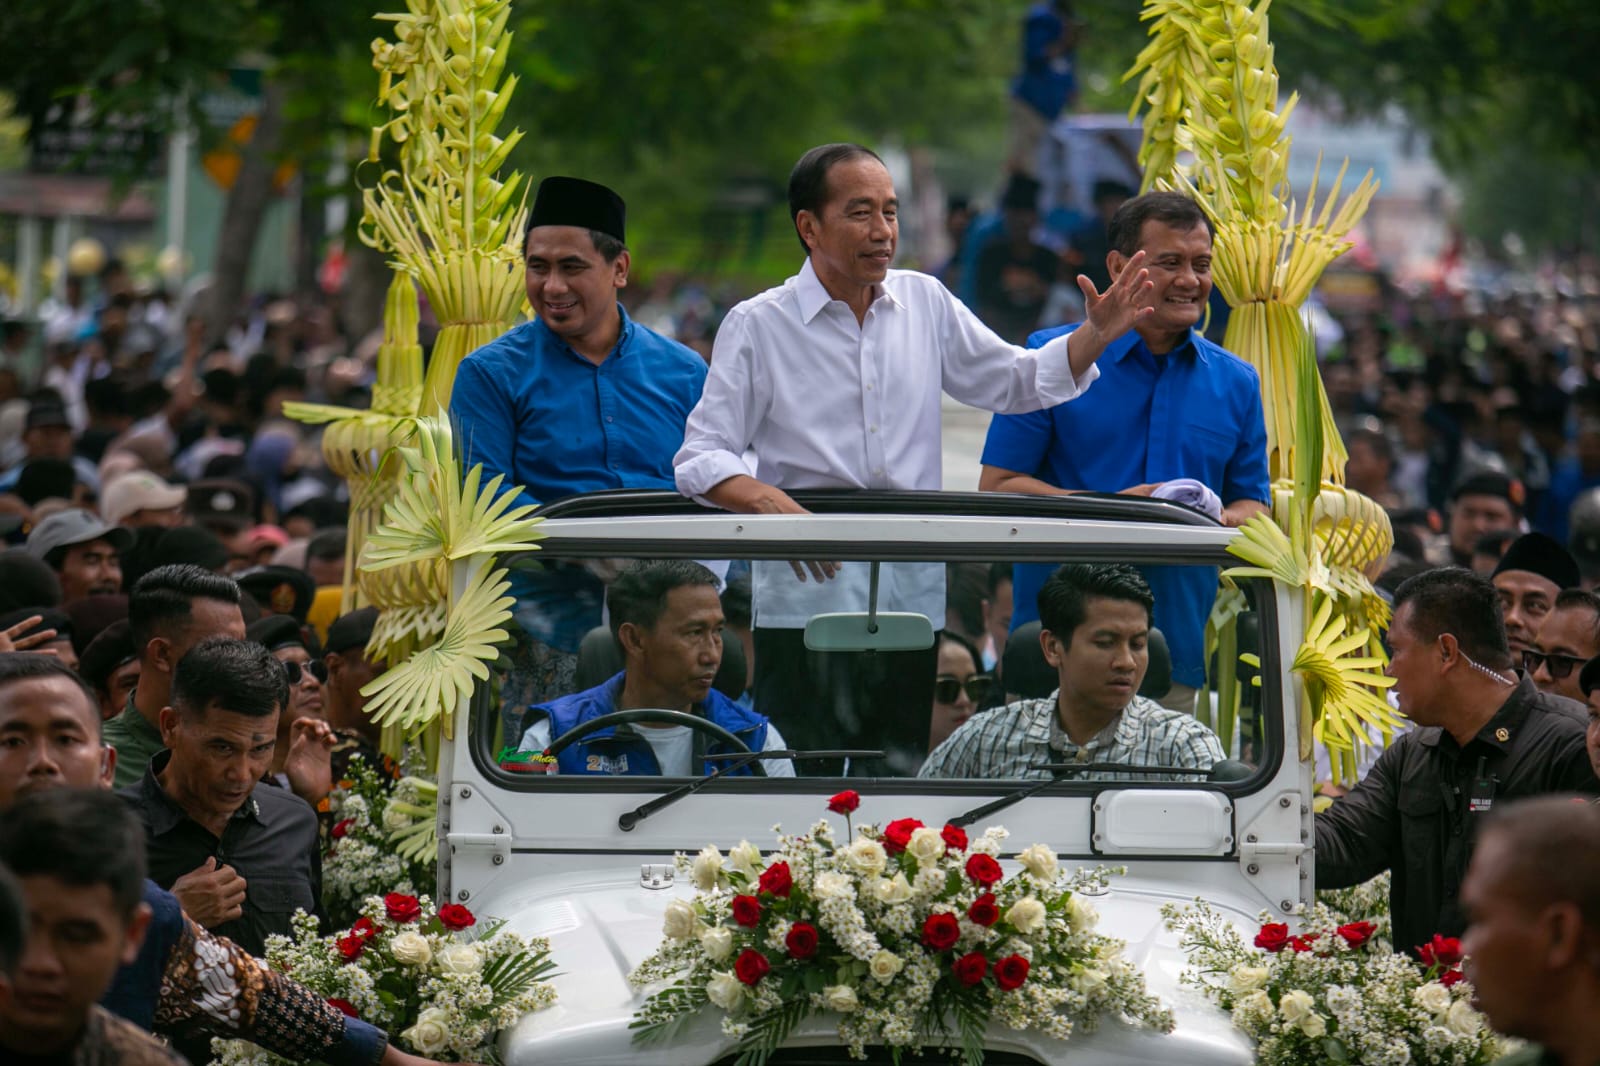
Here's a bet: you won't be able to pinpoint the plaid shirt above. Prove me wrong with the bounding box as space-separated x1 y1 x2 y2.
917 691 1225 781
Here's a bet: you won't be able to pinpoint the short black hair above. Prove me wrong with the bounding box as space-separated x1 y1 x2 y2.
0 547 63 613
1392 566 1512 670
306 526 347 564
171 637 288 720
588 230 626 263
720 574 752 630
1472 529 1516 559
0 862 23 976
0 650 99 725
15 458 77 507
787 143 885 255
1106 191 1214 258
1037 563 1154 641
130 564 242 654
946 563 990 640
0 788 146 919
1554 588 1600 645
1478 796 1600 928
1346 428 1393 465
606 560 719 643
987 561 1013 597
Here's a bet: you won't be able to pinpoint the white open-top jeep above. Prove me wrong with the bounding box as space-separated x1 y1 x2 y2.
433 490 1312 1065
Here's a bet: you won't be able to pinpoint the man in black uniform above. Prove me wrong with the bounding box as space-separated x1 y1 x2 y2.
1316 567 1598 954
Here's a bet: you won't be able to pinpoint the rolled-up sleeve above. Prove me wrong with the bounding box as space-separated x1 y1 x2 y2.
936 288 1097 414
673 308 762 503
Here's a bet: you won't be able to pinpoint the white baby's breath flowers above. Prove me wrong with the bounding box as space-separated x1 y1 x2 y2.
1017 843 1058 881
691 846 727 891
1005 897 1047 935
700 925 733 961
844 838 887 877
821 984 860 1013
1413 982 1452 1015
401 1007 450 1055
1279 988 1316 1024
706 971 744 1010
868 949 904 983
906 827 945 865
1232 989 1274 1027
436 943 483 975
663 899 700 940
728 840 763 875
390 929 432 967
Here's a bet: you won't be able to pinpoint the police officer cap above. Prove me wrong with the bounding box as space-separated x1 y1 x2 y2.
526 176 626 243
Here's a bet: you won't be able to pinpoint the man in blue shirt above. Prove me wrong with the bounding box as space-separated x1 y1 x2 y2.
450 178 707 731
979 191 1271 710
1007 0 1082 177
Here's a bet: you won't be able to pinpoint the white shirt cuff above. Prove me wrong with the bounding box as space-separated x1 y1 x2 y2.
1035 332 1101 406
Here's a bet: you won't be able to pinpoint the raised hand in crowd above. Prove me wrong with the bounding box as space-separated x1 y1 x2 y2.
170 855 247 927
0 614 57 653
284 714 338 805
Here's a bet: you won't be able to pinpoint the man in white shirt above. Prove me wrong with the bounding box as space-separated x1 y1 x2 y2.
671 142 1158 774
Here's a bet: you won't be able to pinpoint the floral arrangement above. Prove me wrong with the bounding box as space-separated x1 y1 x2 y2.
323 755 437 929
1162 899 1505 1066
629 790 1173 1065
211 893 556 1065
1317 871 1393 931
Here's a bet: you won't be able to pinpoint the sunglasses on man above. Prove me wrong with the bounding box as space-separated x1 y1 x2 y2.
283 659 329 685
1522 649 1587 681
934 674 994 704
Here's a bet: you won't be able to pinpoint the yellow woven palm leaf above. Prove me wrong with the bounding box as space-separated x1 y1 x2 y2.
359 559 516 739
1223 512 1305 586
1293 593 1399 765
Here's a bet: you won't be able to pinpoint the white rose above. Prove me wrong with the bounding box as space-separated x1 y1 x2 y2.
706 971 744 1010
1279 989 1316 1024
400 1007 450 1055
1236 990 1273 1020
692 845 726 891
1017 843 1059 881
436 943 483 975
844 839 888 877
1227 965 1269 994
1065 894 1099 933
1071 966 1107 994
873 874 912 904
906 827 946 865
814 871 854 900
700 925 734 961
728 841 762 876
868 949 904 983
1298 1012 1327 1038
1413 982 1452 1015
389 929 432 967
1446 999 1483 1037
821 984 859 1013
1005 897 1047 935
382 804 413 833
663 899 700 940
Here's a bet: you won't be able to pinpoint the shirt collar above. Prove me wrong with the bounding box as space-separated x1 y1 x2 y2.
118 692 162 741
138 749 264 835
1109 327 1203 365
1418 676 1535 751
536 302 635 362
794 258 901 324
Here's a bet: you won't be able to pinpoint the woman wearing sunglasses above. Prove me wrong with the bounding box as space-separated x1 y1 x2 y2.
246 613 331 792
928 632 994 753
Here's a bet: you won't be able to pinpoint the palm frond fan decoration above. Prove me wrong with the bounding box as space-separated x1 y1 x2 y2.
1126 0 1396 782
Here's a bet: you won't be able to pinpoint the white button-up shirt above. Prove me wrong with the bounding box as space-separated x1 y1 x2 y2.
672 257 1097 500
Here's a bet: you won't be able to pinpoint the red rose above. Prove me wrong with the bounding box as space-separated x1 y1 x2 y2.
786 922 820 960
951 951 988 987
331 818 353 840
1289 933 1320 954
351 917 381 942
438 904 476 930
732 894 762 927
1336 921 1376 949
968 892 1000 927
1439 968 1465 988
384 892 422 924
336 934 365 961
964 853 1003 887
994 953 1031 991
758 861 794 898
734 948 771 985
1422 935 1464 968
1254 923 1290 953
940 824 969 853
882 818 924 855
921 912 962 952
828 790 861 814
327 998 359 1017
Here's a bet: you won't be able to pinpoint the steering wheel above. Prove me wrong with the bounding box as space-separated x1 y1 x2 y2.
543 709 768 777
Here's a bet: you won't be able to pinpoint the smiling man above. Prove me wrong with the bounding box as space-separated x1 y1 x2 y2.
918 564 1223 781
979 191 1270 712
1493 532 1581 661
1525 589 1600 703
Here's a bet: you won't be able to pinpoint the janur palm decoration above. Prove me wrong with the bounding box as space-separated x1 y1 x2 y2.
1125 0 1396 782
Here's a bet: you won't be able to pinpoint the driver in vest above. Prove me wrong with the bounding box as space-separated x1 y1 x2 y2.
517 560 795 776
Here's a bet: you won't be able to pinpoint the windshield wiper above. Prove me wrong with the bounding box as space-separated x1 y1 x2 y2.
618 749 885 832
948 761 1212 828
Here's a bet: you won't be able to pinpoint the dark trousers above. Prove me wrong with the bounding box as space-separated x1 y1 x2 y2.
752 628 938 777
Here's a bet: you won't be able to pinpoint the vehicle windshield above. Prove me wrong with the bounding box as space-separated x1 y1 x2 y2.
475 534 1280 792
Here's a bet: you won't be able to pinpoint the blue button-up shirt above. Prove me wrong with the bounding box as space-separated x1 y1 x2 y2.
981 322 1270 687
451 305 707 510
451 307 706 652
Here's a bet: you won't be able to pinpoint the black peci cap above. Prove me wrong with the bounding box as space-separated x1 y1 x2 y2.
526 176 626 243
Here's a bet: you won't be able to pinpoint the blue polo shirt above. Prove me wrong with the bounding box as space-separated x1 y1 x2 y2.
981 322 1269 687
451 307 706 652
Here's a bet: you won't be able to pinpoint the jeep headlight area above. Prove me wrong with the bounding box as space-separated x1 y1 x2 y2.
435 491 1301 1065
